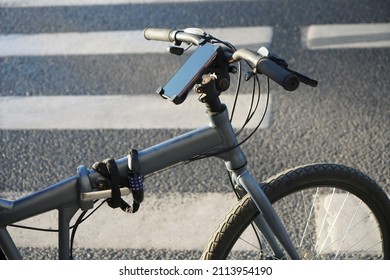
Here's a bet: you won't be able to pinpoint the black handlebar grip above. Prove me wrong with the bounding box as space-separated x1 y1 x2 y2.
143 28 174 42
257 58 300 91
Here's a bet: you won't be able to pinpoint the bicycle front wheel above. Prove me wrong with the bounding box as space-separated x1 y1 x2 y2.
202 163 390 260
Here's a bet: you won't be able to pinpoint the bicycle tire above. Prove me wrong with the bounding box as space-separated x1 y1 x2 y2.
202 163 390 260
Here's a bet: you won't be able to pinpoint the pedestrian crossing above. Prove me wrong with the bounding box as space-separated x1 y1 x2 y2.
1 22 388 129
1 0 389 260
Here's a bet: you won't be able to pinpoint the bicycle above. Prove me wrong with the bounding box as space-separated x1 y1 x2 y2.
1 27 389 260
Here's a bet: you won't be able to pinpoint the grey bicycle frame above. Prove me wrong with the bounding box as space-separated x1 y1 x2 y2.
0 103 300 260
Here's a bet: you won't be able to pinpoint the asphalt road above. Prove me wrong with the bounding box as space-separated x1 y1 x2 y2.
0 0 389 259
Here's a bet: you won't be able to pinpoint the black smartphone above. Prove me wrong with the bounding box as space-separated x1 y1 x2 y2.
158 43 220 104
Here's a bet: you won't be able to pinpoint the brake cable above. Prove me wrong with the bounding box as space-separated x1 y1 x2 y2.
9 199 107 260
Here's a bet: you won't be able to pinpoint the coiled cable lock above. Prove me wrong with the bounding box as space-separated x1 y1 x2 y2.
92 149 144 213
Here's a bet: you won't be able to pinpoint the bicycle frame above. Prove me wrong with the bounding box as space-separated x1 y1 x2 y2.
0 101 300 260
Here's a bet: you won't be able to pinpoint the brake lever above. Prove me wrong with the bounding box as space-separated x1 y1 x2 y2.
257 47 288 67
287 69 318 87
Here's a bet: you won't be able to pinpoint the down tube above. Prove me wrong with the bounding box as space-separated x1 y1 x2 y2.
115 126 222 177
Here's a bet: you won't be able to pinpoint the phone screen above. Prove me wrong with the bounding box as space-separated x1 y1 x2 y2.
159 43 219 104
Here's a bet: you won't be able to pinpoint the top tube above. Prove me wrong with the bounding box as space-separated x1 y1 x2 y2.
0 175 79 226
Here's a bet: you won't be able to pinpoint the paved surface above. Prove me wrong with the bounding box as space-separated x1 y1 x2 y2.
0 0 389 259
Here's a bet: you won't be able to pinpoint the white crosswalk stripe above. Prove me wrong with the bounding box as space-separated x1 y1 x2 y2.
303 23 390 49
0 94 272 129
7 192 238 250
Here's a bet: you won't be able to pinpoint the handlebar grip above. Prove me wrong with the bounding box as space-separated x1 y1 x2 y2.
257 58 300 91
144 27 205 46
143 28 174 42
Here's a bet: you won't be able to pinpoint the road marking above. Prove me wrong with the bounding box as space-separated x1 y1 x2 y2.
0 0 249 7
0 94 272 129
0 31 169 56
0 27 272 56
6 192 379 253
7 192 238 250
303 23 390 49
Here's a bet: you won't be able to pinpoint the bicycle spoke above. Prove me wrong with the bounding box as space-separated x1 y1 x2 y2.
318 192 350 254
314 188 336 252
237 236 261 251
345 225 380 252
334 200 363 258
299 188 319 248
318 208 381 259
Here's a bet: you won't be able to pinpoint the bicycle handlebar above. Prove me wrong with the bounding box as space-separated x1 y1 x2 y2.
144 27 317 91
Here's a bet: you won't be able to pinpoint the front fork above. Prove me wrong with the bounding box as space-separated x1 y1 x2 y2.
225 142 300 259
232 169 300 259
